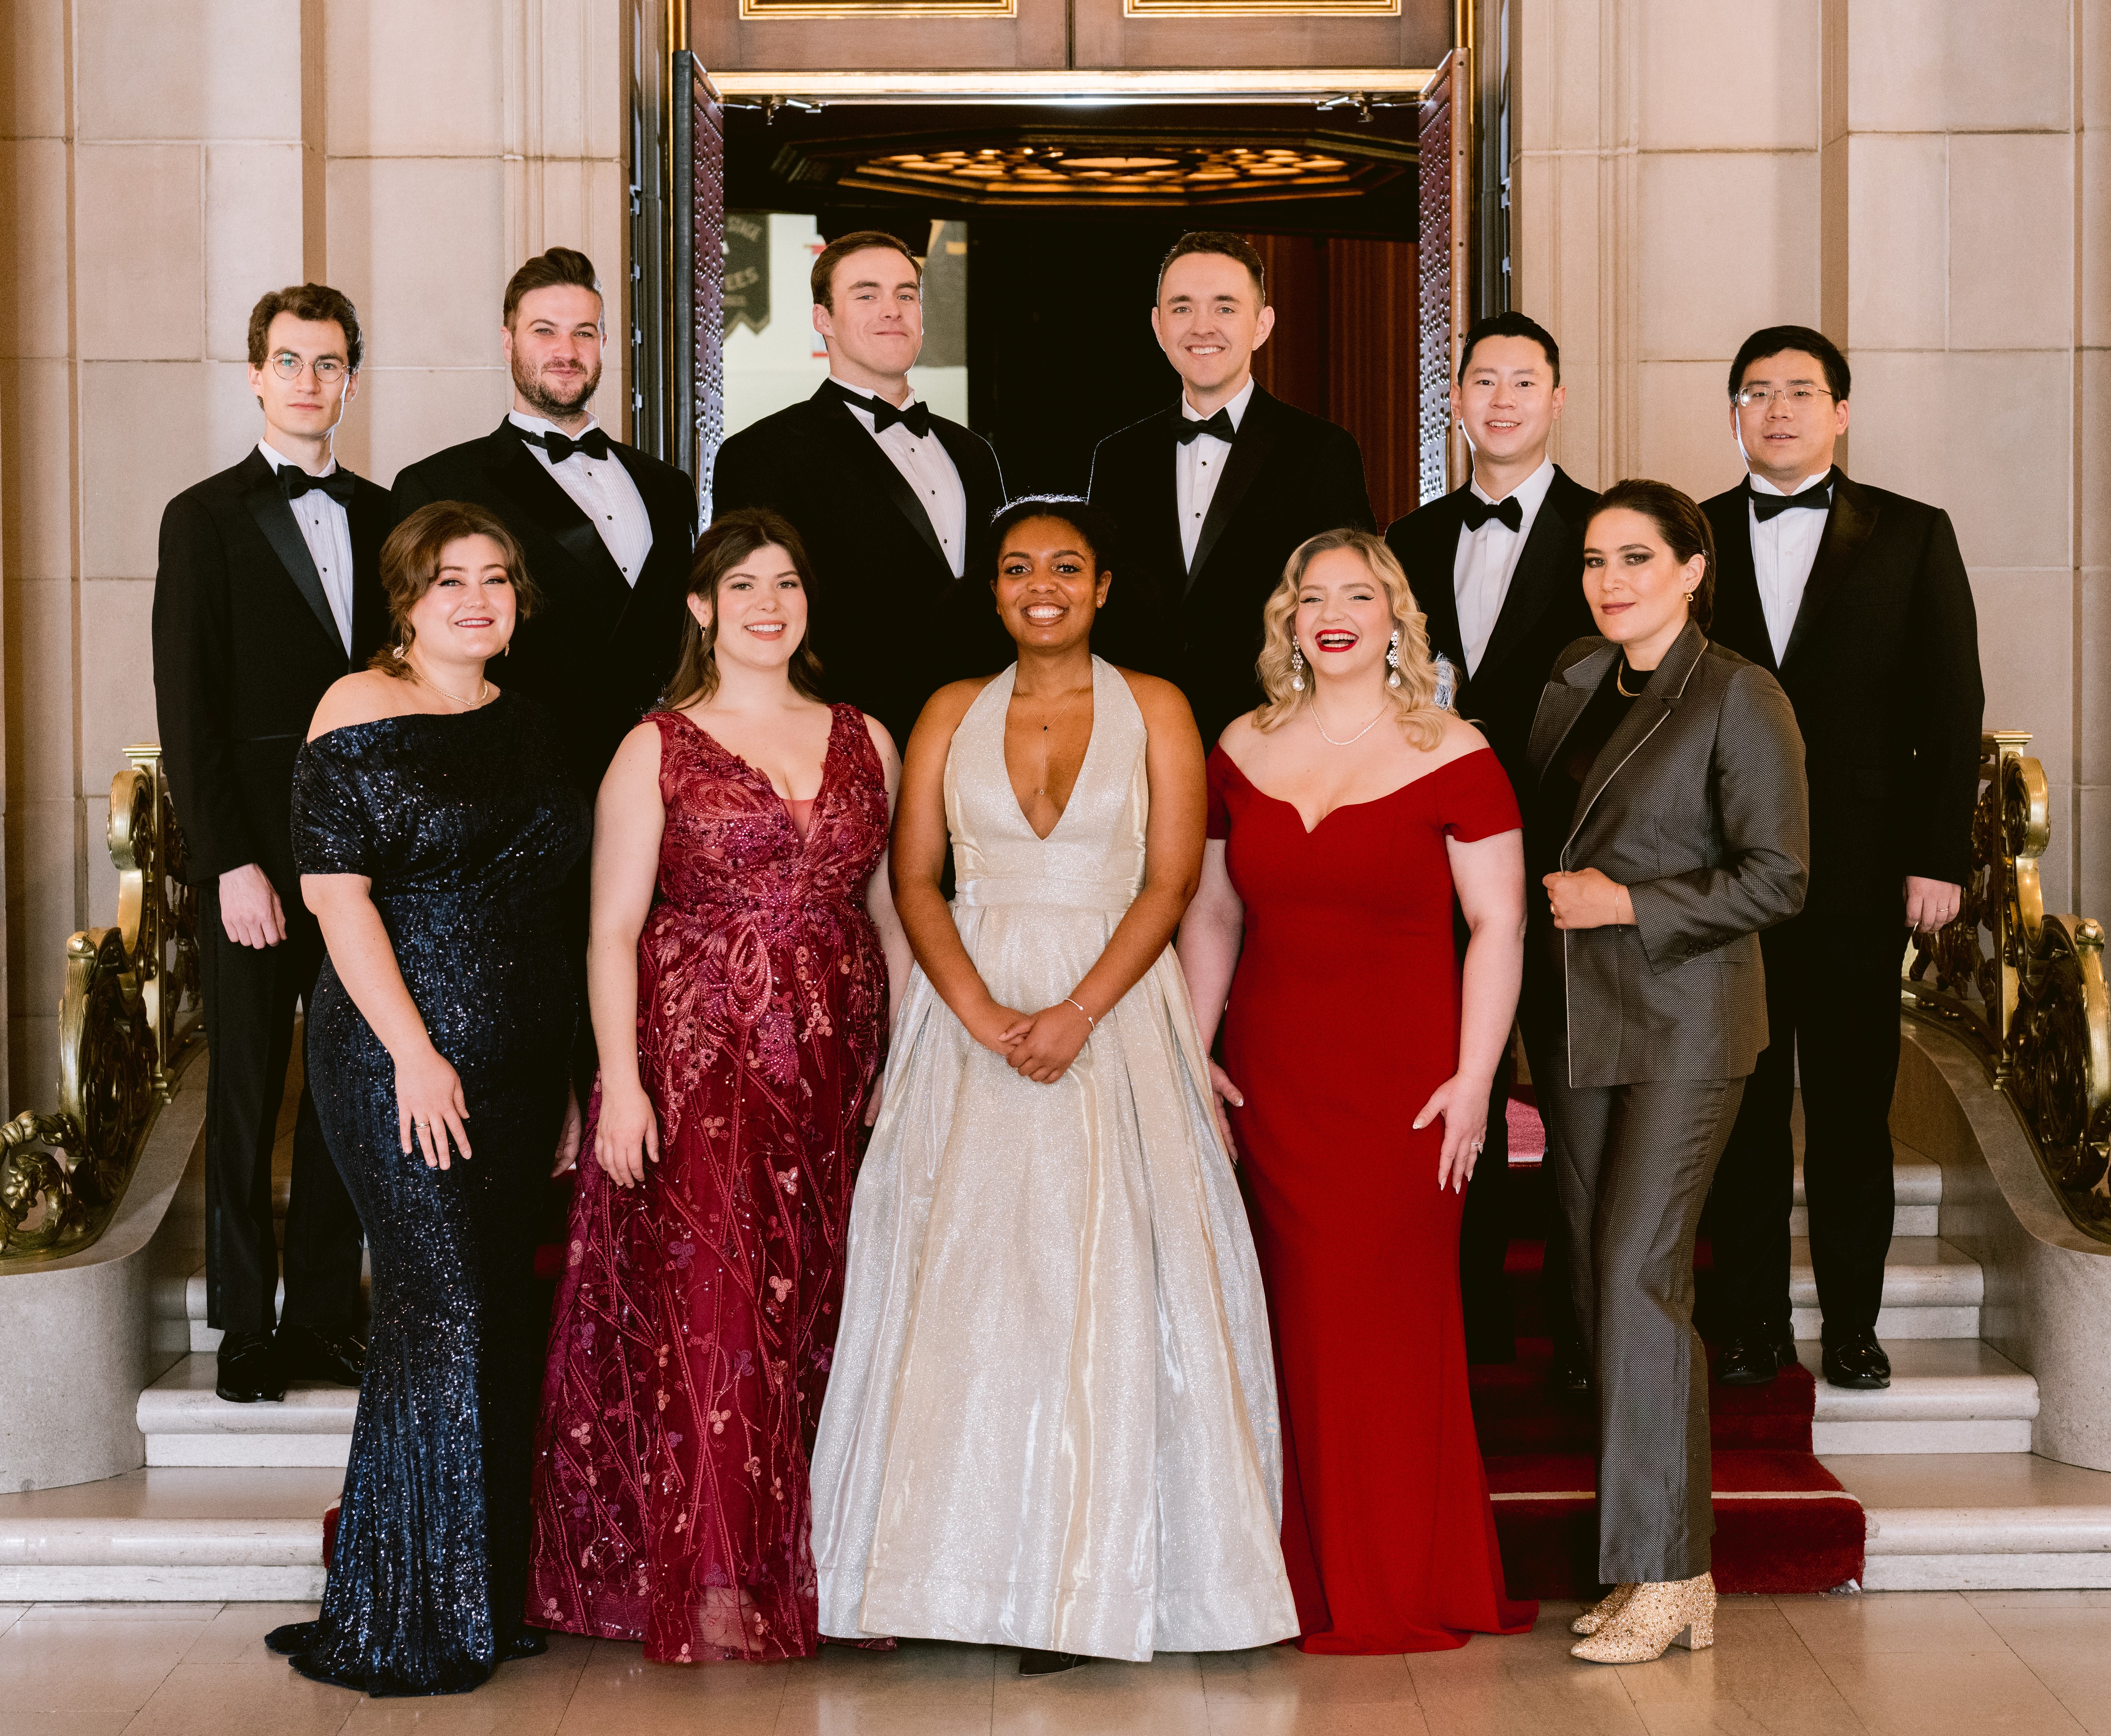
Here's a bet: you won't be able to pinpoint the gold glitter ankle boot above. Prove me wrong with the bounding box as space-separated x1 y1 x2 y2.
1570 1583 1637 1637
1569 1571 1714 1663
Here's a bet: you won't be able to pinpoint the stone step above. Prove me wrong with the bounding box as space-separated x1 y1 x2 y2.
1789 1147 1942 1237
136 1355 356 1468
1802 1339 2037 1454
1823 1450 2111 1590
1790 1236 1982 1340
171 1261 372 1354
0 1466 339 1600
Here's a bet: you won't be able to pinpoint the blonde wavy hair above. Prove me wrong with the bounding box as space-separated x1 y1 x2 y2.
1253 527 1448 748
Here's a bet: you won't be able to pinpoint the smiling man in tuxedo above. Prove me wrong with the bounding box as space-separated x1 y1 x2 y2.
1087 232 1374 746
153 284 388 1402
392 249 697 797
711 228 1006 752
1702 325 1982 1392
1385 309 1598 1371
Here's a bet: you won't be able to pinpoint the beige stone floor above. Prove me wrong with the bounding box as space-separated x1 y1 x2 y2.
6 1591 2111 1735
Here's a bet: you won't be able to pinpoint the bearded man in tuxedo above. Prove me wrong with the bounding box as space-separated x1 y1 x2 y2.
1386 310 1598 1372
712 229 1007 752
153 284 388 1402
1087 231 1374 746
1702 326 1982 1393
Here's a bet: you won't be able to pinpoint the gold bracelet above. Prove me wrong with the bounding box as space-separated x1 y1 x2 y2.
1063 996 1095 1029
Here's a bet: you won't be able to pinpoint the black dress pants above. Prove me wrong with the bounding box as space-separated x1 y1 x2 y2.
199 883 365 1338
1707 900 1906 1344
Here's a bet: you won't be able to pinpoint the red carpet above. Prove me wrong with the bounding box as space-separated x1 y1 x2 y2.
1478 1098 1864 1599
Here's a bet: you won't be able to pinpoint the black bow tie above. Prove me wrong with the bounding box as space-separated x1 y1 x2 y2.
1175 408 1237 446
518 424 610 463
1459 492 1524 533
1748 481 1831 522
825 380 931 439
280 466 354 505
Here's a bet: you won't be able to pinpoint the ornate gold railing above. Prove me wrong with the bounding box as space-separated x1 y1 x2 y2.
0 746 203 1259
1905 730 2111 1243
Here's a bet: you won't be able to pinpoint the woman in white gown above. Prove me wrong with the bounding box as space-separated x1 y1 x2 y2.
810 497 1296 1672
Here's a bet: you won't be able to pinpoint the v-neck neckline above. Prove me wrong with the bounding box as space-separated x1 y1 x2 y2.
674 705 840 854
1002 660 1102 844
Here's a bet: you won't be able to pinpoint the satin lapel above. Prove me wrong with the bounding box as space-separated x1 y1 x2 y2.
346 481 391 660
1565 620 1708 850
606 441 693 621
1711 493 1775 676
1527 641 1615 777
1187 389 1281 596
1407 490 1469 668
239 460 346 657
1781 471 1878 671
485 425 634 613
1477 473 1578 678
813 392 950 575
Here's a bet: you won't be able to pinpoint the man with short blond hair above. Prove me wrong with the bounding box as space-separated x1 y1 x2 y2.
713 227 1006 750
153 282 387 1402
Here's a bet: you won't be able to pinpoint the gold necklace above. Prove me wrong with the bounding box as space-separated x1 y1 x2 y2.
409 662 489 710
1615 657 1644 698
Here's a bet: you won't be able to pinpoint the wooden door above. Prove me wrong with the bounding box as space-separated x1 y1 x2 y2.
674 52 726 511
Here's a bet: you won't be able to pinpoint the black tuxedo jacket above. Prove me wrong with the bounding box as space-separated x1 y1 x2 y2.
153 449 391 890
1704 469 1982 909
1386 466 1599 796
710 387 1007 753
1088 387 1374 747
392 422 697 798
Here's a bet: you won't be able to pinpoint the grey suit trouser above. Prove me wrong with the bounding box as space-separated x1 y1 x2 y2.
1540 1071 1745 1585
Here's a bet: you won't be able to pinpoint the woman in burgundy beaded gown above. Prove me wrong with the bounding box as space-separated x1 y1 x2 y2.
527 509 910 1663
1179 529 1536 1654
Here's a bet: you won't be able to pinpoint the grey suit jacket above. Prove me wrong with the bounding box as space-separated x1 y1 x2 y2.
1527 620 1810 1087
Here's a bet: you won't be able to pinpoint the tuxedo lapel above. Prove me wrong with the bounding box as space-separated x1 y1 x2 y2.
238 455 347 659
1477 471 1579 679
608 442 694 617
1187 389 1281 596
1711 493 1775 675
1407 491 1469 668
483 423 634 616
810 390 951 577
1568 622 1707 847
1781 471 1878 671
346 483 391 658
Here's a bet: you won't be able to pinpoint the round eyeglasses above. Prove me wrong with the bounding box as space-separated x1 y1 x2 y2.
269 352 348 383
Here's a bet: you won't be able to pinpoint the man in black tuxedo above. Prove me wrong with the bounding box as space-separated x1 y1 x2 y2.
153 284 386 1402
1703 325 1982 1392
1386 310 1598 1370
712 228 1006 752
1088 232 1374 746
392 247 698 802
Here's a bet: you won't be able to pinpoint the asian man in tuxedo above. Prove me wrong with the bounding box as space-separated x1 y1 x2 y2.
712 228 1007 753
153 284 388 1402
1087 231 1375 747
391 247 698 801
1386 310 1598 1371
1702 325 1982 1392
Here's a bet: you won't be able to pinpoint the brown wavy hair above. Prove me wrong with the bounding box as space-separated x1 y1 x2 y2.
1253 528 1447 749
369 501 537 678
664 508 827 710
1588 479 1717 632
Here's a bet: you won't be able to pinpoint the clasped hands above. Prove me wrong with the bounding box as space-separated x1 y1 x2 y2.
968 996 1093 1084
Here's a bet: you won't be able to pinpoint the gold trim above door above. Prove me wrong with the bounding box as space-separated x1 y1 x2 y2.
710 67 1439 101
1124 0 1399 13
739 0 1014 15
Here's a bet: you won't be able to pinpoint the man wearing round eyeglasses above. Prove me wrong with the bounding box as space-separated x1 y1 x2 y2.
153 284 390 1403
1700 324 1983 1394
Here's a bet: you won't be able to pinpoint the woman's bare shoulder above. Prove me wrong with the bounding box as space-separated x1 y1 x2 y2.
1428 711 1491 765
1113 667 1201 736
307 671 419 740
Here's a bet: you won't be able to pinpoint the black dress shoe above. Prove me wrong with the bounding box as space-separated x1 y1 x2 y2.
1717 1334 1782 1386
276 1322 366 1387
1018 1649 1086 1676
1822 1330 1892 1390
503 1627 550 1661
1550 1342 1593 1396
216 1330 288 1403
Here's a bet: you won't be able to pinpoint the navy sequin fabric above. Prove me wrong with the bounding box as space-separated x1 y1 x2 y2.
271 690 589 1696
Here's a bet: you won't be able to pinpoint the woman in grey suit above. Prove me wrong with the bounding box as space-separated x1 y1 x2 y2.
1523 479 1808 1666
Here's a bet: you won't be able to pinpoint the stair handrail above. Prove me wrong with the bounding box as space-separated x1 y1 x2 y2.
0 745 203 1260
1904 729 2111 1244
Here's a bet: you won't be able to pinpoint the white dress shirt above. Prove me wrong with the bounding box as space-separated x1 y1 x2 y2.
1177 376 1255 571
258 441 354 656
1748 470 1833 666
829 377 967 579
507 411 654 586
1451 457 1557 677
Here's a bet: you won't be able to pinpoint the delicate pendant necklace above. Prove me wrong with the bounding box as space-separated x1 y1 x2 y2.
1311 702 1389 747
409 662 489 710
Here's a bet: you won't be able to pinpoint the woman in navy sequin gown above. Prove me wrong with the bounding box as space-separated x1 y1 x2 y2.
268 501 589 1696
